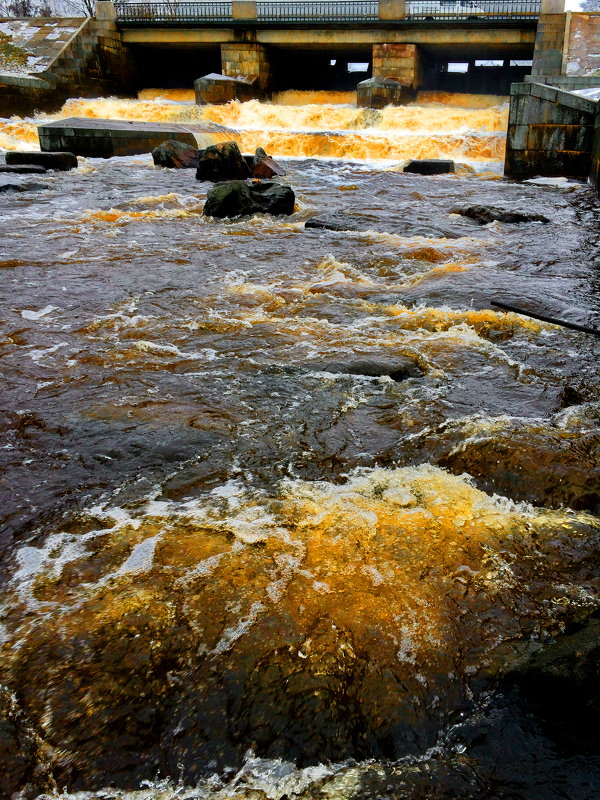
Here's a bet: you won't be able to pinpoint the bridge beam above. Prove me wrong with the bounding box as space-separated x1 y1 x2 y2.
221 41 271 93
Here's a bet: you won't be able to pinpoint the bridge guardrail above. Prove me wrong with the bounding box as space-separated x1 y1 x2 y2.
256 1 378 22
405 0 539 19
114 0 541 24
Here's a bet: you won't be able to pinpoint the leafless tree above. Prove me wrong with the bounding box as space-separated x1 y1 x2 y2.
0 0 66 15
62 0 96 15
581 0 600 10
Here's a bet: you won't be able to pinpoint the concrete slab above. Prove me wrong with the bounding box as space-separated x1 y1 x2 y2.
37 117 230 158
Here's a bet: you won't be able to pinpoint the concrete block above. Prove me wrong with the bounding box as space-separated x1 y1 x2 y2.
37 117 212 157
528 123 595 152
505 147 591 180
232 1 257 20
507 124 530 150
554 88 598 114
510 82 532 96
530 82 558 102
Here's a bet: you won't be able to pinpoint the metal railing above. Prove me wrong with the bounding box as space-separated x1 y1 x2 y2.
115 1 232 23
114 0 540 25
405 0 540 19
257 1 378 22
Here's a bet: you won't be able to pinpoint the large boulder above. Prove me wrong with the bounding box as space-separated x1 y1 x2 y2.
5 151 77 171
203 179 295 218
195 140 251 182
450 205 550 224
404 159 455 175
152 139 201 169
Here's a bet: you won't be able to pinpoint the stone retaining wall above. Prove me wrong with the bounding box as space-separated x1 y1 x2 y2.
0 6 135 116
504 81 599 184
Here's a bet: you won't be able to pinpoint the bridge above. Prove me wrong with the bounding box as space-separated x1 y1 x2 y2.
110 0 544 96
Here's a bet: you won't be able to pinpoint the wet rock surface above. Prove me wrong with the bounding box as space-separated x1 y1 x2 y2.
0 686 54 798
0 180 49 193
196 140 251 182
5 150 77 171
305 210 461 238
0 164 47 174
251 147 286 179
203 179 295 218
298 356 423 380
151 139 201 169
404 159 455 175
451 204 551 224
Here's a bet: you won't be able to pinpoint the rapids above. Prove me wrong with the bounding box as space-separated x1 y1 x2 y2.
1 90 600 800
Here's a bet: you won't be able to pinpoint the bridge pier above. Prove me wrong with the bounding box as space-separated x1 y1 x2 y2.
221 41 270 95
358 43 421 107
372 43 422 90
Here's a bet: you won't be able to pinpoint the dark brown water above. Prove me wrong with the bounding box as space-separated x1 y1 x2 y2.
1 92 600 800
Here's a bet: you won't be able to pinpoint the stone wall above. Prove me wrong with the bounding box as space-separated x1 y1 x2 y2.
504 81 598 182
564 13 600 77
0 6 136 116
372 43 421 89
531 13 568 77
591 111 600 189
221 41 270 93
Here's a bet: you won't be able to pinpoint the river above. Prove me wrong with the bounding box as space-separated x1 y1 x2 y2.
1 89 600 799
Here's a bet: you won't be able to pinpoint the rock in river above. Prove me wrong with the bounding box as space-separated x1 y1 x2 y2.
196 140 251 182
305 210 461 239
5 151 77 171
451 205 550 224
251 146 286 179
152 139 201 169
0 180 49 193
300 356 423 381
203 179 295 218
404 159 455 175
0 164 47 175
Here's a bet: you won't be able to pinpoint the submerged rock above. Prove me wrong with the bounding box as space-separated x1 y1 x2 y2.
305 210 461 239
438 413 600 514
301 357 423 381
0 685 54 798
5 151 77 171
0 164 47 175
203 179 295 218
3 465 600 790
0 180 49 193
152 139 201 169
451 205 550 224
404 159 455 175
195 140 251 182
